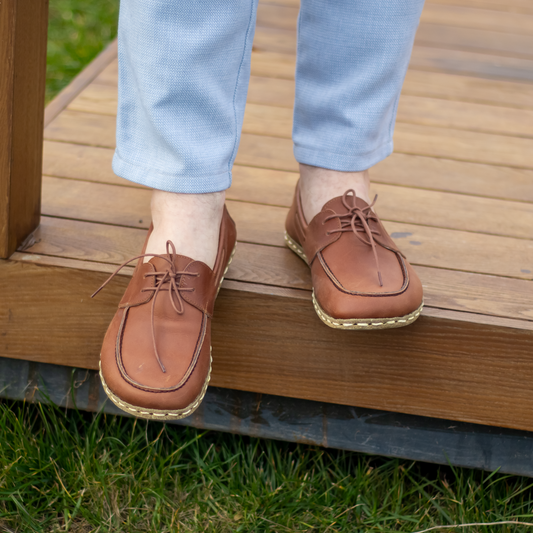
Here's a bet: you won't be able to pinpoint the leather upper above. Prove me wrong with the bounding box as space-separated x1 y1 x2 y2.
286 182 423 319
99 206 236 411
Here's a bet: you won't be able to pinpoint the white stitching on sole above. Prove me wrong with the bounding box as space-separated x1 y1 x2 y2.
100 244 237 421
284 231 424 331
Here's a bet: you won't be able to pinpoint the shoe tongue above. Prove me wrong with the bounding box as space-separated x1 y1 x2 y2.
148 254 196 272
322 193 370 214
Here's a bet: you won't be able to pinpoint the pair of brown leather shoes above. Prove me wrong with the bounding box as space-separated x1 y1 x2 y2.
94 185 422 420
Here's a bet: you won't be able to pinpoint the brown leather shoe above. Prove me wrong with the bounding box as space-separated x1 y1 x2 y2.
285 182 423 329
92 206 237 420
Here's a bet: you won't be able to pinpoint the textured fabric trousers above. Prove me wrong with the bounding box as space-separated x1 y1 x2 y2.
113 0 425 194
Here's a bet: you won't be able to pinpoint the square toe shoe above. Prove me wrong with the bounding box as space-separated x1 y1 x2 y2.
92 206 237 420
285 182 423 330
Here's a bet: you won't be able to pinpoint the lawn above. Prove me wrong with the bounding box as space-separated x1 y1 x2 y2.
45 0 120 102
1 399 533 532
2 0 533 531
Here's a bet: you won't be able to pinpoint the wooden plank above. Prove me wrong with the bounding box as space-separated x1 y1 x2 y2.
88 58 533 111
43 140 533 204
252 23 533 61
256 3 533 36
257 3 533 36
394 122 533 169
70 86 533 139
415 24 533 60
251 51 297 80
236 129 533 173
0 0 48 258
43 110 533 169
427 0 533 15
263 0 533 16
10 251 134 277
13 224 533 326
253 25 296 55
42 140 131 187
5 357 533 477
42 174 533 241
372 154 533 203
2 257 532 431
421 4 533 35
44 109 116 148
256 3 297 31
44 40 118 127
401 71 533 111
410 46 533 82
35 186 533 280
251 42 533 84
243 99 533 140
231 155 533 207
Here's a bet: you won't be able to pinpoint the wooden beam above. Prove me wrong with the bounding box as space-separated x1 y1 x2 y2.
0 0 48 258
1 258 533 432
3 356 533 477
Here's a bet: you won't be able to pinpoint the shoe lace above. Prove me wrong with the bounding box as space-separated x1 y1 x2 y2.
91 241 199 373
323 189 393 287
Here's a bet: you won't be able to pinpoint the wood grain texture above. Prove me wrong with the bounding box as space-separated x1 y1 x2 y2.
427 0 533 15
210 287 533 431
44 40 117 127
42 174 533 241
415 24 533 59
266 0 533 13
3 256 532 432
253 23 533 61
38 186 533 280
409 46 533 82
7 0 533 436
257 3 533 36
421 4 533 35
0 0 48 258
13 219 533 324
85 58 533 111
71 85 533 139
44 111 533 170
42 140 533 204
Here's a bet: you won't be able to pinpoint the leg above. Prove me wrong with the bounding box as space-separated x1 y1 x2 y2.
94 0 258 419
293 0 425 221
114 0 258 267
286 0 425 328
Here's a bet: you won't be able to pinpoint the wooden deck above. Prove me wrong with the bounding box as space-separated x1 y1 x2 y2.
2 0 533 433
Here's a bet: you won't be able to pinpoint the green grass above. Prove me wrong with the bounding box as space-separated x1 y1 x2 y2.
36 2 533 531
46 0 119 102
0 399 533 532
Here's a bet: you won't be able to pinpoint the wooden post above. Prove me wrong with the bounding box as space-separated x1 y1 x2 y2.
0 0 48 258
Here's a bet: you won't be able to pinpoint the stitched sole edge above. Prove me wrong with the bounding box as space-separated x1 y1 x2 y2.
99 352 211 421
99 243 237 420
284 231 424 330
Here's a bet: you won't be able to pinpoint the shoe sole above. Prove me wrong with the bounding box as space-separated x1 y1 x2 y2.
284 231 423 330
99 244 237 421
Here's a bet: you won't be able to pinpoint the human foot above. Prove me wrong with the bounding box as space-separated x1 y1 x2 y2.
298 163 372 223
144 190 226 269
285 180 423 329
92 206 237 420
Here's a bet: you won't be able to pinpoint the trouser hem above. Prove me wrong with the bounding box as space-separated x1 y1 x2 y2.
293 141 394 172
112 151 232 194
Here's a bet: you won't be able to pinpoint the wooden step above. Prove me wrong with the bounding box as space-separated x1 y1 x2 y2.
2 0 532 438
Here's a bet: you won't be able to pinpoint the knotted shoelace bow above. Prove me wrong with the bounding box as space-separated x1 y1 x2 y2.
91 241 199 373
323 189 398 287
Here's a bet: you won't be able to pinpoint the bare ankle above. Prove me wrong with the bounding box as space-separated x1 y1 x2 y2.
145 190 226 268
299 163 371 222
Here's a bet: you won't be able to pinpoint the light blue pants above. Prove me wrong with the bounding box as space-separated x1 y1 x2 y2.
113 0 425 194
